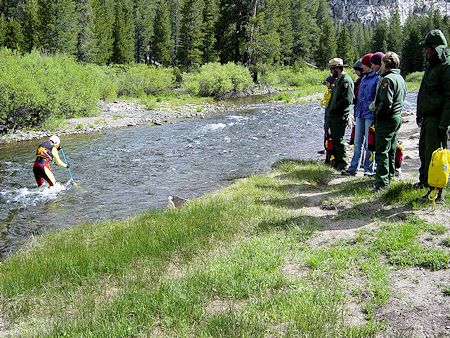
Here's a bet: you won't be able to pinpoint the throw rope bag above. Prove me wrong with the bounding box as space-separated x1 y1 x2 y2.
325 136 335 165
367 125 376 152
428 148 450 211
395 143 405 180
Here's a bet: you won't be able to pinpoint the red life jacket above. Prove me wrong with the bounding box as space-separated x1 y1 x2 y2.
35 141 54 167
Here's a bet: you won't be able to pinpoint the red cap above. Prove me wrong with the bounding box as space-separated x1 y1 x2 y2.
361 53 374 67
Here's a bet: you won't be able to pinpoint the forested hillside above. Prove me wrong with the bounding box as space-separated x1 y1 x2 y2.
0 0 448 76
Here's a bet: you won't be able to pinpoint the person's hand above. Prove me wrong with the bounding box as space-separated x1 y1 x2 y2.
438 127 447 143
416 116 423 128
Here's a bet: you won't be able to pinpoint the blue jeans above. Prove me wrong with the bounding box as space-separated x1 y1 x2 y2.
347 117 374 173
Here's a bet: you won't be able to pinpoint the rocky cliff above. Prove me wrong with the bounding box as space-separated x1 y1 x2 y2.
329 0 450 25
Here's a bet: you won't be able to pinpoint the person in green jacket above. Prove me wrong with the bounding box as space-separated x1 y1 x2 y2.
373 52 406 191
327 58 355 171
416 29 450 202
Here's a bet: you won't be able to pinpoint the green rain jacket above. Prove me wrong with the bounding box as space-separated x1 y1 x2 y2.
417 29 450 131
374 69 406 119
327 73 354 118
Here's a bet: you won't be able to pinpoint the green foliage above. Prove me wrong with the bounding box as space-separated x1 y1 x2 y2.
115 64 175 96
0 49 116 130
111 0 134 63
178 0 204 71
152 0 172 66
371 20 388 53
315 0 336 68
182 62 254 97
337 26 355 66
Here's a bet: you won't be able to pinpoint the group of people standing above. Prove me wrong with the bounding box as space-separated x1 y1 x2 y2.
322 29 449 199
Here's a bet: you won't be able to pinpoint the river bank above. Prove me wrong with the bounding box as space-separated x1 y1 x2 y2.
0 92 323 144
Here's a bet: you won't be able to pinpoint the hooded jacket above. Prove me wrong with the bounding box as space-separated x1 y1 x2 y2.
417 29 450 131
355 71 380 119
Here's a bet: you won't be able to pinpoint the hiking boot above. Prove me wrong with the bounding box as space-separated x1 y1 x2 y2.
341 170 356 176
413 182 427 189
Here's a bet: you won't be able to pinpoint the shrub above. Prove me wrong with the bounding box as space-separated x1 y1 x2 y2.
405 71 424 83
182 62 254 97
259 66 329 88
116 64 175 97
0 49 116 131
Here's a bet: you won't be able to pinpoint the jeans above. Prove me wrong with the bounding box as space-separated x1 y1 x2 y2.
347 117 374 173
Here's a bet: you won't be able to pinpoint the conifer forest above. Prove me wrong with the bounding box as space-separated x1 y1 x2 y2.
0 0 448 75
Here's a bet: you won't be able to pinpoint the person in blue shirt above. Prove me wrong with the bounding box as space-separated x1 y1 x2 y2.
343 53 380 176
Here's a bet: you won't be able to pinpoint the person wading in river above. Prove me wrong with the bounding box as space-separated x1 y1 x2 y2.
33 135 68 187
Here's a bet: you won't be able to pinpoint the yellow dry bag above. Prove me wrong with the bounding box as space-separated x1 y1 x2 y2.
428 148 450 189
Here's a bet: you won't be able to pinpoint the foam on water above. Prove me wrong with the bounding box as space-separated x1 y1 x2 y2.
0 183 67 208
201 123 227 131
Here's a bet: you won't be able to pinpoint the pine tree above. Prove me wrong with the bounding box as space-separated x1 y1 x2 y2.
314 0 336 68
76 0 98 63
92 0 115 65
152 0 172 65
216 0 252 63
247 0 282 80
388 10 402 53
0 14 7 47
276 0 293 65
401 19 423 75
336 25 355 65
371 19 388 53
5 17 24 50
291 0 319 63
134 0 155 63
168 0 183 66
20 0 40 52
111 0 135 64
39 0 78 55
201 0 218 63
178 0 204 71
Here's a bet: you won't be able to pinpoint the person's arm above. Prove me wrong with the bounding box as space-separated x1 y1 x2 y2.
439 63 450 131
375 78 394 117
51 147 67 167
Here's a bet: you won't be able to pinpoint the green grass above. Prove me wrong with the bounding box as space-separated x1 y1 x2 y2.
0 160 447 336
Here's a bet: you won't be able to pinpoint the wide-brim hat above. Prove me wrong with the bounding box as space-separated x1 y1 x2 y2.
328 57 346 67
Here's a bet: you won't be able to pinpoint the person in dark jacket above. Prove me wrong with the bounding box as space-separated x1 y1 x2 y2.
416 29 450 202
343 53 380 176
327 58 355 171
373 52 406 191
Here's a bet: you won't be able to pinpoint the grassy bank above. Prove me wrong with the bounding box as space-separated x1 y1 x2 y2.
0 160 448 336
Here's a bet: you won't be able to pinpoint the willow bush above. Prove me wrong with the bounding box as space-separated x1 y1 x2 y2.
115 64 176 97
182 62 254 98
0 48 116 131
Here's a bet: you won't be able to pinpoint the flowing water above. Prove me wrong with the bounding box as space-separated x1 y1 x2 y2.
0 93 417 259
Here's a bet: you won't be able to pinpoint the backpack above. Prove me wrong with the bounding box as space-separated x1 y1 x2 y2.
428 148 450 189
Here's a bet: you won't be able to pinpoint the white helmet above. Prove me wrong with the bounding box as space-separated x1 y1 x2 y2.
49 135 61 145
